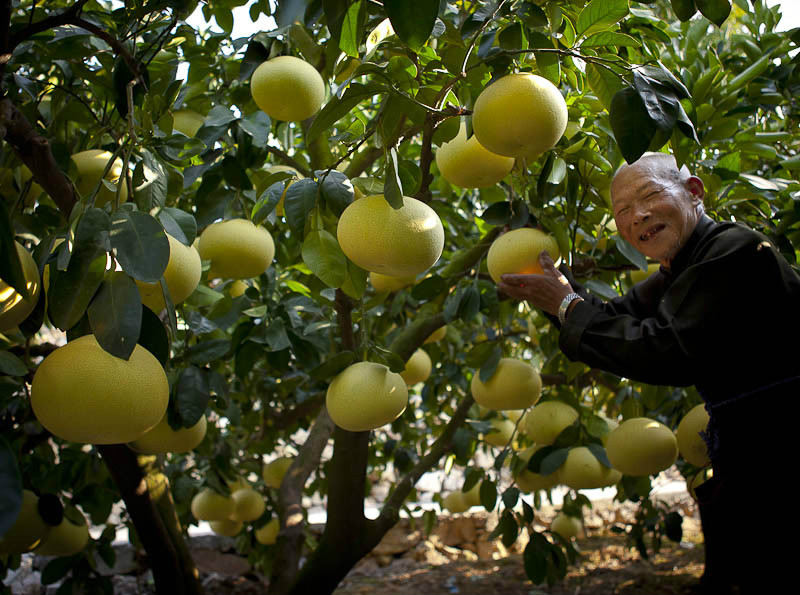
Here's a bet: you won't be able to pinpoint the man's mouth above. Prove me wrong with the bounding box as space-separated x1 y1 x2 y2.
639 224 665 242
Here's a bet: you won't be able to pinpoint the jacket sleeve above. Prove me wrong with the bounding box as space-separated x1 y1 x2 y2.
557 225 778 387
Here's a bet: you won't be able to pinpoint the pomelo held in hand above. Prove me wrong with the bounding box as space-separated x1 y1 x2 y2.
326 361 408 432
30 334 169 444
470 358 542 410
487 227 560 282
250 55 325 122
472 72 568 158
197 218 275 279
606 417 678 477
337 195 445 277
0 241 41 331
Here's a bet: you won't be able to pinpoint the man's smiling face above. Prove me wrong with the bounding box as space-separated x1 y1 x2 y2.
610 155 704 269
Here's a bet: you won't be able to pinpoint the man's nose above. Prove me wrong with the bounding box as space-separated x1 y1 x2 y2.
632 203 649 224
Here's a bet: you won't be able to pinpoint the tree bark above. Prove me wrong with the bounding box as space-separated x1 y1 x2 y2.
98 445 202 595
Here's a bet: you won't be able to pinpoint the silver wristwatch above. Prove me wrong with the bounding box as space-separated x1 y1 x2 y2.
558 293 583 324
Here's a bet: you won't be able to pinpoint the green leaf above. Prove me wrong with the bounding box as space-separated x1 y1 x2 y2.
586 62 625 110
310 351 357 381
0 351 27 376
696 0 731 27
110 210 169 283
576 0 630 38
302 229 348 288
671 0 698 22
88 272 142 360
157 207 197 246
0 200 28 296
609 86 657 163
384 0 439 50
133 151 168 210
478 343 502 383
616 237 648 270
632 70 679 133
49 209 110 331
284 178 318 235
581 31 640 48
317 169 354 216
139 306 170 366
0 436 22 537
523 534 550 584
383 147 404 209
529 32 560 86
238 111 271 147
306 83 388 142
175 366 209 427
479 478 497 511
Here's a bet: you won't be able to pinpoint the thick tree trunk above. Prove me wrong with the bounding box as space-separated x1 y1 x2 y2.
98 445 203 595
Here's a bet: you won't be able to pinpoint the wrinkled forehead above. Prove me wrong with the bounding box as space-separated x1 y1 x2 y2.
610 157 684 205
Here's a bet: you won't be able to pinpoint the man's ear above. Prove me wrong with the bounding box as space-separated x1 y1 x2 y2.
686 176 705 202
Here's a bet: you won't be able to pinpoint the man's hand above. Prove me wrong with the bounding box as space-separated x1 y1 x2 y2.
498 251 575 317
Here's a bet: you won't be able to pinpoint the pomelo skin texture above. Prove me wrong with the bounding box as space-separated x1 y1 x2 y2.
435 124 515 188
197 218 275 279
488 227 560 282
0 241 41 331
472 73 568 158
191 489 235 522
250 55 325 122
676 404 711 467
524 401 579 445
606 417 679 477
135 233 202 312
326 361 408 432
470 358 542 410
337 195 445 277
129 414 207 454
30 334 169 444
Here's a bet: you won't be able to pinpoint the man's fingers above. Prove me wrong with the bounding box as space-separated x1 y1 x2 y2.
539 250 556 270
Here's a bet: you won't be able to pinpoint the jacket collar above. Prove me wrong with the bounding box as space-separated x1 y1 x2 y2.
661 214 715 277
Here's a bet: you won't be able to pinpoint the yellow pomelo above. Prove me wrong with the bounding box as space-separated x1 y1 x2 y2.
423 325 447 344
197 218 275 279
524 401 579 445
442 491 469 514
462 481 482 508
558 446 621 490
30 335 169 444
370 271 417 293
71 149 128 206
250 55 325 122
172 108 205 137
209 519 243 537
128 414 207 455
514 445 559 493
483 418 516 447
0 490 52 554
599 414 619 446
550 513 581 540
255 518 280 545
687 468 713 500
676 404 711 467
263 456 294 489
191 488 235 522
326 361 408 432
34 511 90 556
228 279 249 298
487 228 560 282
470 358 542 410
135 233 202 312
400 348 432 386
229 488 266 522
606 417 679 477
337 194 445 277
472 72 568 158
0 241 41 331
435 123 515 188
630 263 660 284
504 409 524 423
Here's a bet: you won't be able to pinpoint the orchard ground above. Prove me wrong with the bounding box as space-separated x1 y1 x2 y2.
4 468 704 594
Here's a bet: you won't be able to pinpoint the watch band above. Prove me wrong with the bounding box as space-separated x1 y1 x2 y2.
558 293 583 325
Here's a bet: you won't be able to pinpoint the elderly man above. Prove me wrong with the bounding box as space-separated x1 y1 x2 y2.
499 152 800 594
